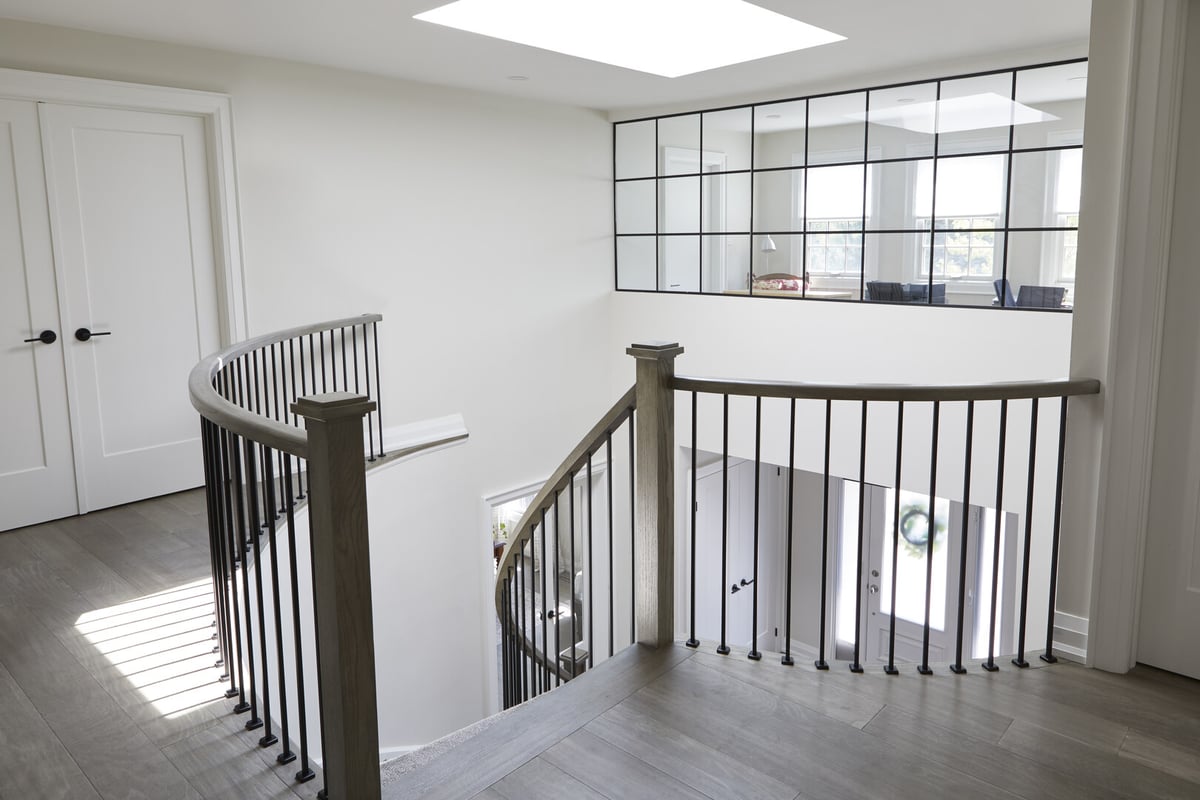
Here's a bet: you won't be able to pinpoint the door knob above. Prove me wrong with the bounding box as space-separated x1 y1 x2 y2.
75 327 112 342
868 584 879 594
23 330 57 345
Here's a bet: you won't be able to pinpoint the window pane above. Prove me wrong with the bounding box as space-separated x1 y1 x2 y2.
703 108 752 172
703 171 750 232
616 237 656 290
880 490 950 630
864 233 933 302
1013 63 1087 150
753 169 803 231
754 100 806 169
868 83 937 159
659 115 700 175
933 155 1007 227
659 176 699 233
751 233 803 288
808 92 866 165
701 235 751 293
1005 231 1073 307
615 179 655 234
1009 149 1081 228
615 120 655 179
806 164 865 226
659 236 700 292
937 73 1015 156
869 159 929 230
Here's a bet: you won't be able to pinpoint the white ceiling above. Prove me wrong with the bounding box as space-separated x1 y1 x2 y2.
0 0 1092 112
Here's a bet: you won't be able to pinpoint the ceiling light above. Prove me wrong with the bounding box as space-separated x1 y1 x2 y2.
859 93 1058 134
507 75 529 80
765 113 782 119
414 0 845 78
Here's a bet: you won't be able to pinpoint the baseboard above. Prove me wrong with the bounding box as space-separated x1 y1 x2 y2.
1051 611 1089 663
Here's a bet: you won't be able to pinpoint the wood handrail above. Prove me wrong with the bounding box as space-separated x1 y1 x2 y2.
673 375 1102 402
187 313 382 457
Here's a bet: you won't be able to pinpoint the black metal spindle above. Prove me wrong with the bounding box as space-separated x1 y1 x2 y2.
372 322 384 457
201 421 231 686
851 401 867 674
816 399 832 670
340 327 349 394
281 456 317 782
782 398 796 667
749 397 763 661
262 452 295 762
362 324 376 461
553 492 562 687
540 508 550 688
244 441 278 747
984 399 1009 672
501 572 511 708
607 433 614 660
518 536 528 703
629 413 635 645
319 330 328 393
1041 397 1070 664
210 419 240 699
885 402 904 676
951 401 976 674
586 455 594 669
569 474 577 676
687 392 700 649
919 401 940 676
1013 399 1040 668
271 344 286 515
718 394 730 656
217 387 249 712
229 433 262 727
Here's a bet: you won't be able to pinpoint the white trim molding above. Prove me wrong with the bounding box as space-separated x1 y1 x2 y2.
1051 611 1089 663
0 67 249 344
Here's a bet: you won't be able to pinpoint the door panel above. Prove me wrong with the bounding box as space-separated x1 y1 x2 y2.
0 99 77 531
40 103 219 511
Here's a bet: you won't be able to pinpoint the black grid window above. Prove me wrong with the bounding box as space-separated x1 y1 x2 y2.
613 58 1086 310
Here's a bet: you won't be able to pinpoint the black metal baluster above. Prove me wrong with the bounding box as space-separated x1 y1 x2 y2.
951 401 976 674
749 396 763 661
340 327 349 395
1013 399 1040 668
569 473 577 676
373 321 385 457
281 456 316 782
244 441 279 747
629 413 635 645
319 330 328 393
718 394 730 656
501 571 511 708
540 508 550 687
361 324 376 461
271 345 286 515
984 399 1010 672
886 402 904 676
211 418 240 699
553 492 562 687
919 401 940 676
230 433 262 728
851 401 867 674
816 399 832 670
262 451 295 763
686 392 700 649
201 421 230 686
607 433 614 660
218 379 249 713
782 398 796 667
519 536 528 703
587 455 594 669
1041 397 1070 664
252 350 271 525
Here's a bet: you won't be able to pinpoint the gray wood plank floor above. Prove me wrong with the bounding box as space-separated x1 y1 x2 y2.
0 491 315 800
387 643 1200 800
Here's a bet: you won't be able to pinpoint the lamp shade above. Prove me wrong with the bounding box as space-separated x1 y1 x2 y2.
759 235 777 253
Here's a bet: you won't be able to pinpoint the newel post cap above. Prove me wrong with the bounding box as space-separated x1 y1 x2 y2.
627 341 684 361
291 392 376 422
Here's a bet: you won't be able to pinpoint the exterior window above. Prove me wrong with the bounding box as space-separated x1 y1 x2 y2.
919 218 1000 279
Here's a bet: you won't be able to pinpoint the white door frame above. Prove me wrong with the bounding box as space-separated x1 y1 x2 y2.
0 67 248 345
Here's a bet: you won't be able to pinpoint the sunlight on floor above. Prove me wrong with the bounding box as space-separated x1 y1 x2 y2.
75 578 226 719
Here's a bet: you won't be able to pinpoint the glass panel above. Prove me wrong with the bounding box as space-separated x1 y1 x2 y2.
938 73 1016 155
751 234 803 292
1009 149 1081 229
614 120 656 179
932 154 1008 228
1013 63 1087 150
703 171 750 232
808 92 866 165
974 508 1012 659
659 176 699 233
868 160 929 231
615 179 655 234
754 100 806 169
703 108 752 172
659 236 700 292
806 227 863 300
701 235 751 293
925 222 1005 285
753 169 803 232
864 233 933 303
836 480 861 646
616 237 656 290
867 83 938 159
806 163 865 228
1005 231 1073 308
658 114 700 175
880 490 950 630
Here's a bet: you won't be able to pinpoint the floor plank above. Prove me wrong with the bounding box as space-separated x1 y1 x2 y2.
542 728 711 800
489 757 608 800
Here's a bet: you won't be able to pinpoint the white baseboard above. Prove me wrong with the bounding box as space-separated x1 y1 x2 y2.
1050 611 1089 663
368 414 470 471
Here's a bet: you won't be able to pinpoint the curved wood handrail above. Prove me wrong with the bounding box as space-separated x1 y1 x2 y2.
494 385 636 683
673 375 1102 402
187 313 383 458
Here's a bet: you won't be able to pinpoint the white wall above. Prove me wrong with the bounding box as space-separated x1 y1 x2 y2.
0 19 615 747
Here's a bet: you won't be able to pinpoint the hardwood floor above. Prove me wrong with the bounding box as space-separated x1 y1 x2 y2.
385 644 1200 800
0 491 315 800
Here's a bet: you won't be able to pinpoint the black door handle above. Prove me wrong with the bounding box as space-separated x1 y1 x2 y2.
23 330 57 345
75 327 112 342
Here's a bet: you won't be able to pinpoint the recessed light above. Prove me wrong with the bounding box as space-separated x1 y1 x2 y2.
507 75 529 81
896 98 916 104
765 113 782 119
414 0 846 78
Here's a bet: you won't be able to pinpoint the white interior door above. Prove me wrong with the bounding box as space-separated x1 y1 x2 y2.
0 99 78 531
39 102 221 512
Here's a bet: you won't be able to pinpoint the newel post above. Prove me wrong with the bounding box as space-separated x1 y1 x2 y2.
627 341 684 647
292 392 381 800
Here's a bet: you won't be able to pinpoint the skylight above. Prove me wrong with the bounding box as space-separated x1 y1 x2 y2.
862 93 1059 135
413 0 845 78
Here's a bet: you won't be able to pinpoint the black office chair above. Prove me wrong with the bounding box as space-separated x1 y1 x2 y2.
905 283 947 304
993 278 1017 307
866 281 905 302
1016 285 1067 308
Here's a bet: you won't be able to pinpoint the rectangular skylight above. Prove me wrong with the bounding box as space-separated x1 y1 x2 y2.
414 0 845 78
860 93 1058 135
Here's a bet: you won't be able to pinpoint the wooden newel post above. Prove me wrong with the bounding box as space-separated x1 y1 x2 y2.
627 341 684 648
292 392 381 800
